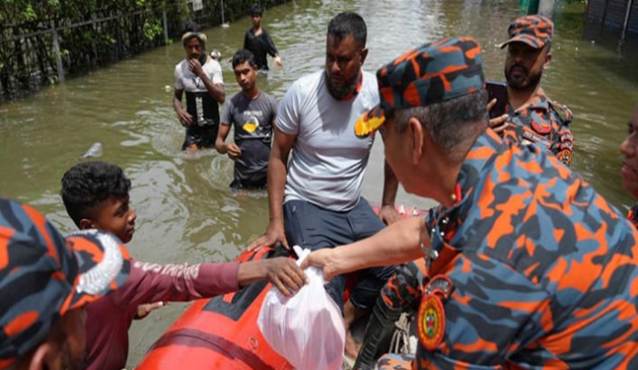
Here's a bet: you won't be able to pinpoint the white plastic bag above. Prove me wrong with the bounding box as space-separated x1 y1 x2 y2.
258 246 345 370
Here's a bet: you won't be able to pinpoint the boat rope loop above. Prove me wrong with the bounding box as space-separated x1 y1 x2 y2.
390 312 412 354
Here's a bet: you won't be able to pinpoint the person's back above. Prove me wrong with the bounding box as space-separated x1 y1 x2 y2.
278 69 379 210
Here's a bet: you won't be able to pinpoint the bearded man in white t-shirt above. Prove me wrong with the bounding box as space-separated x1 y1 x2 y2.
173 21 225 153
249 12 400 359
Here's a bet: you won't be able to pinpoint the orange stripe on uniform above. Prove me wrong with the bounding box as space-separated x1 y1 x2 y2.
22 204 59 265
404 83 421 106
498 300 542 314
69 237 102 263
4 311 38 337
0 226 15 270
452 337 498 353
465 45 481 59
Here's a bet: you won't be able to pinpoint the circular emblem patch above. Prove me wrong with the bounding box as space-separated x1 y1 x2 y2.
417 294 445 350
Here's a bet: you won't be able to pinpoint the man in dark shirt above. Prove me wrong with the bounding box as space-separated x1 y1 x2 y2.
243 4 282 71
216 49 278 189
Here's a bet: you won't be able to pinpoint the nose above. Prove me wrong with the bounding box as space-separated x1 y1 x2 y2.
621 138 635 157
128 209 137 224
329 60 340 74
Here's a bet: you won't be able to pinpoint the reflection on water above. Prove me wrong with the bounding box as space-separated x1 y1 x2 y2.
1 0 638 366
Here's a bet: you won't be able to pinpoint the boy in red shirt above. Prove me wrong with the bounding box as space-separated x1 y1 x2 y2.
61 161 306 370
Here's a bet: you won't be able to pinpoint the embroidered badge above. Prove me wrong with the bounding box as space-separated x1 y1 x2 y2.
417 275 454 351
522 130 551 148
418 294 445 350
559 149 571 166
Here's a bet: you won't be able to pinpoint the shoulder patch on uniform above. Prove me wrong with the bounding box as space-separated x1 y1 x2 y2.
548 100 573 125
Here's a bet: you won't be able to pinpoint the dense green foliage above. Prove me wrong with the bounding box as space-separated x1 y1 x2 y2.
0 0 289 101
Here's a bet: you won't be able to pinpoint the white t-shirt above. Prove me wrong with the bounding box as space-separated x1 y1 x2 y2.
174 57 223 92
277 70 380 212
174 57 224 126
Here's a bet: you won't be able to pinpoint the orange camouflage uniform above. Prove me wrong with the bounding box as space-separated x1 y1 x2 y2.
378 128 638 369
501 87 574 166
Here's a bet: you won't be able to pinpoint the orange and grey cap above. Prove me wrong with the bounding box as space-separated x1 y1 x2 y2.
355 37 485 137
0 198 131 368
499 15 554 49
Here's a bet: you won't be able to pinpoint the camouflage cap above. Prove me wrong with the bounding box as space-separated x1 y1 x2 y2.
499 15 554 49
355 37 485 137
0 198 131 368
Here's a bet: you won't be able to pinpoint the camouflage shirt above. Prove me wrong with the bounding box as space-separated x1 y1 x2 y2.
414 129 638 369
501 87 574 166
628 203 638 230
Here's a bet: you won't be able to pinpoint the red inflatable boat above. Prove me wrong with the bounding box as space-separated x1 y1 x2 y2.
136 203 424 370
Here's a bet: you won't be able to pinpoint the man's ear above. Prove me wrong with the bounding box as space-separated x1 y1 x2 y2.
28 343 54 370
543 51 552 70
79 218 95 231
407 117 424 165
360 48 369 65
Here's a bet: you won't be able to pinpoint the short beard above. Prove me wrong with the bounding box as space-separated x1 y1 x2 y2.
325 69 359 100
505 65 542 92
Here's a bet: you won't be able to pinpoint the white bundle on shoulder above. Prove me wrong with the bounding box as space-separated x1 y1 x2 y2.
258 246 345 370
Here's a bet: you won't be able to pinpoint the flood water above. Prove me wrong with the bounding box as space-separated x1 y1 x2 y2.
1 0 638 366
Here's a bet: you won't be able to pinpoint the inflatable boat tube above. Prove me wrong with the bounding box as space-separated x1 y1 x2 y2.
136 203 425 370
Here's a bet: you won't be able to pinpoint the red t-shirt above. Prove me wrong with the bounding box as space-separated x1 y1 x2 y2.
85 259 240 370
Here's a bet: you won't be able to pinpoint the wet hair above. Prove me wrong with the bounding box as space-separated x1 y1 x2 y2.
232 49 258 69
250 4 262 15
61 161 131 228
394 89 489 161
327 12 367 49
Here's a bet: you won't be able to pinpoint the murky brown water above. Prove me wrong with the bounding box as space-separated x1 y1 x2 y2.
1 0 638 366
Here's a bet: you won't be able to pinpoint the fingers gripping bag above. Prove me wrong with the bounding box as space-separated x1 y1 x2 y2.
258 246 345 370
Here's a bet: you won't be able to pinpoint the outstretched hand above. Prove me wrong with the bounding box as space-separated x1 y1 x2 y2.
274 56 283 68
135 302 166 320
262 257 308 296
300 249 339 281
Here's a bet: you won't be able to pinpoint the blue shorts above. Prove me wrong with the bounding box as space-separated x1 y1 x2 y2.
283 198 395 312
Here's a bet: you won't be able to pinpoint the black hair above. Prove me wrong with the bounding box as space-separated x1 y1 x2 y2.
61 161 131 228
395 90 489 161
250 4 262 15
232 49 258 69
181 20 202 36
181 20 205 47
327 12 367 48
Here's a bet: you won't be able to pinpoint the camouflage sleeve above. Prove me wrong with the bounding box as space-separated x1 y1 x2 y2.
550 104 573 166
418 252 549 369
380 259 427 309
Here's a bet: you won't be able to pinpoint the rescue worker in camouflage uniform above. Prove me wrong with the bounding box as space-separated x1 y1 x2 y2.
354 15 573 370
304 36 638 370
490 15 574 166
352 16 577 370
